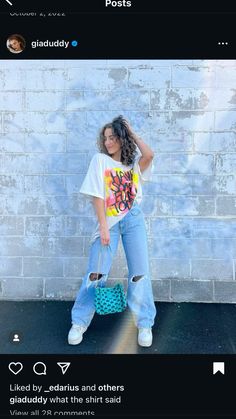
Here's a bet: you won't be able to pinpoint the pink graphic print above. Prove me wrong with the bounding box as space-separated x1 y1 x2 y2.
104 167 138 216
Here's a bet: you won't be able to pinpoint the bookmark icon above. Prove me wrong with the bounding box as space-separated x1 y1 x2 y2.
57 362 71 375
213 362 225 375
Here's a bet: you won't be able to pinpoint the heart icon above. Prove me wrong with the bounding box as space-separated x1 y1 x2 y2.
8 362 23 375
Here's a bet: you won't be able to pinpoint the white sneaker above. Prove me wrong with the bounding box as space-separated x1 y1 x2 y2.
68 324 87 345
138 328 153 347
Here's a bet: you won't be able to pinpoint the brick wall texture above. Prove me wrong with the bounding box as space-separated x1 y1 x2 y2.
0 59 236 303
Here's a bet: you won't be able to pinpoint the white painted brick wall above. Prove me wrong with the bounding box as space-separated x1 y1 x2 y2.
0 59 236 302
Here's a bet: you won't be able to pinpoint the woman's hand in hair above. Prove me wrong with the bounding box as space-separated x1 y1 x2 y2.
99 223 110 246
124 119 140 145
123 119 154 171
123 119 139 143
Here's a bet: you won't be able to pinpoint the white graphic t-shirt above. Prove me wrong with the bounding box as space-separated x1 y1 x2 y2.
80 152 153 243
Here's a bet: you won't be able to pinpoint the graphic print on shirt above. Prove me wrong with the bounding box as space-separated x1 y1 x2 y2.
104 167 138 216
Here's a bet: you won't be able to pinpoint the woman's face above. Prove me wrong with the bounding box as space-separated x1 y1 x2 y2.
9 39 21 51
103 127 121 156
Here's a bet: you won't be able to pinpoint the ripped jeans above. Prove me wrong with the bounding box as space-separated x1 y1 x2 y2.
71 203 156 329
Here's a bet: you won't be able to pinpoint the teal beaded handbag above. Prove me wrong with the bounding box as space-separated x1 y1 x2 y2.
94 247 127 315
95 283 127 315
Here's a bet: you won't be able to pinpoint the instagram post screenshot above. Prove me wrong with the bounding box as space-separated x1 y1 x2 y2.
0 0 236 417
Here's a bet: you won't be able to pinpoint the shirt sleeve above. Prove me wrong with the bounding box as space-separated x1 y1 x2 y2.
79 153 105 200
133 154 154 184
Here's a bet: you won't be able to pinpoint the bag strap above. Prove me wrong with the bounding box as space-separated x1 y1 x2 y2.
95 245 105 288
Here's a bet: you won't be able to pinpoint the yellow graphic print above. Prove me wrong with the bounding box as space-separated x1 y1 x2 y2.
104 167 138 216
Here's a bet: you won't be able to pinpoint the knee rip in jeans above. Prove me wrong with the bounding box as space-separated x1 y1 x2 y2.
86 272 107 289
89 272 103 281
131 275 145 282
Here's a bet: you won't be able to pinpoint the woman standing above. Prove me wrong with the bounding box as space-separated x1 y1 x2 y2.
68 115 156 347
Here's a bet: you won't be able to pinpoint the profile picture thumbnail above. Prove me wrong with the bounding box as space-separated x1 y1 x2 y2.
6 34 26 54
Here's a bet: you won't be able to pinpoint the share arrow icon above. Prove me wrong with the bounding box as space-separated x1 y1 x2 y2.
57 362 71 375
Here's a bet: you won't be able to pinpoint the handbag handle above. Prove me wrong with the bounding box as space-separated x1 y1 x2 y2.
95 245 106 287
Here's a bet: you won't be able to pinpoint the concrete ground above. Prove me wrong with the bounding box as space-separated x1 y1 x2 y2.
1 301 236 354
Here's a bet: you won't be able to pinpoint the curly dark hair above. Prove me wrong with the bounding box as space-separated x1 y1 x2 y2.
97 115 138 166
8 34 26 50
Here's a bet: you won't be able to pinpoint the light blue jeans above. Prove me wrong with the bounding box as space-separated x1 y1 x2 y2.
71 203 156 329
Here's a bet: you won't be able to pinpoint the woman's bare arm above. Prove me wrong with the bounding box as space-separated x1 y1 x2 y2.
93 197 110 245
124 120 154 172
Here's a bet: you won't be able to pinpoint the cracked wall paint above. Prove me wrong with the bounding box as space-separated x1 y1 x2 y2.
0 59 236 302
